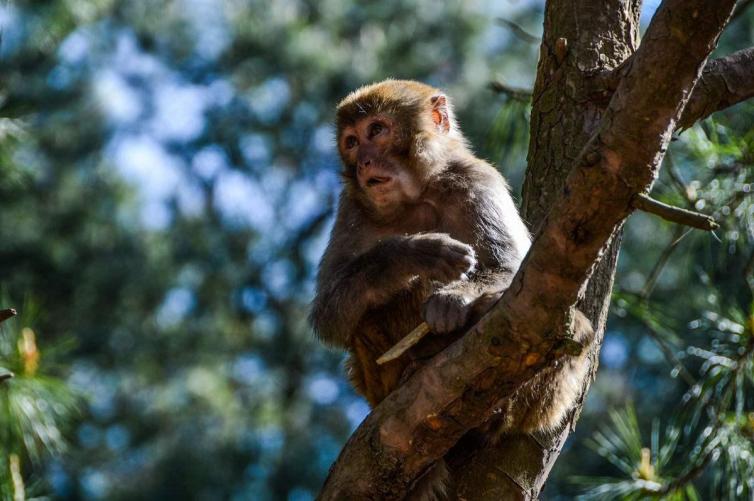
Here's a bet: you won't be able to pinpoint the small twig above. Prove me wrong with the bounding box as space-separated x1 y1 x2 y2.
0 308 17 323
641 226 690 299
664 153 695 208
651 452 712 495
632 194 718 231
495 18 540 44
377 322 431 365
488 81 533 102
639 315 697 387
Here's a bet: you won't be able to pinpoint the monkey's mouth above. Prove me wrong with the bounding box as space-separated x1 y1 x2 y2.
365 176 392 188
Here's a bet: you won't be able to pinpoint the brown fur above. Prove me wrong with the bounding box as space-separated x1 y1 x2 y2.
310 80 593 499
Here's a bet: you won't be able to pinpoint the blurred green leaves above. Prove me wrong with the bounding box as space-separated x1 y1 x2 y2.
0 303 78 500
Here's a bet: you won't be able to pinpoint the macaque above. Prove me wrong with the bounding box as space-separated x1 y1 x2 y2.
310 80 593 499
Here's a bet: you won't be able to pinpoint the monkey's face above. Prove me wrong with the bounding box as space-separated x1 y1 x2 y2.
339 114 423 214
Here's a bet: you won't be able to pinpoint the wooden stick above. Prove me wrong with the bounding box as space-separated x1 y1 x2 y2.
376 322 431 365
632 193 718 231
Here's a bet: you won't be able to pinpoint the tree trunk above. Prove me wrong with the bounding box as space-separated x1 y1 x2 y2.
451 2 639 498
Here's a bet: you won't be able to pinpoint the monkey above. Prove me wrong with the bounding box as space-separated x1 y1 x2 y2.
310 79 594 499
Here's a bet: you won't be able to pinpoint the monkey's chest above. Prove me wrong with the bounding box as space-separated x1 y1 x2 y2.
372 202 444 238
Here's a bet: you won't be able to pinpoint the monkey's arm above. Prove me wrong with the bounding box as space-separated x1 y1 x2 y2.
310 231 476 347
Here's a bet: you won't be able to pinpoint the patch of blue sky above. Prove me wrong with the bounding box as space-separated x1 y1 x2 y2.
47 65 76 90
262 259 295 300
315 434 343 473
637 336 664 364
307 373 341 405
150 80 208 142
288 488 314 501
77 423 102 449
180 0 231 60
284 179 326 231
257 425 284 453
252 311 281 341
0 4 24 56
156 287 196 327
246 224 289 265
346 399 370 430
112 30 162 78
80 469 109 499
58 29 90 65
105 425 130 452
192 145 228 181
301 208 336 271
240 287 268 314
232 353 265 383
601 332 629 370
110 133 196 229
213 169 275 231
240 133 271 168
313 167 341 193
310 123 335 156
88 382 117 421
248 76 291 125
641 0 662 26
176 178 206 218
207 78 235 107
95 69 142 124
110 134 181 195
48 461 73 498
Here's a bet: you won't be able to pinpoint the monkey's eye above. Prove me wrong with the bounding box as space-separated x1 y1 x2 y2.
368 122 384 138
344 136 358 149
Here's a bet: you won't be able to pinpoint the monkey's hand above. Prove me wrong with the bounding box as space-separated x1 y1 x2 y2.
406 233 477 283
422 289 475 334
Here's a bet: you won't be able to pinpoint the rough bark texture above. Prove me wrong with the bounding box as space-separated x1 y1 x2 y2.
318 1 742 499
679 46 754 129
453 1 640 496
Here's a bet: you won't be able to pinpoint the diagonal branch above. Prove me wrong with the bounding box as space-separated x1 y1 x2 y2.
678 47 754 129
317 1 738 498
589 47 754 131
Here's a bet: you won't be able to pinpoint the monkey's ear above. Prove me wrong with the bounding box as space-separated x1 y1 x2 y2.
430 94 450 133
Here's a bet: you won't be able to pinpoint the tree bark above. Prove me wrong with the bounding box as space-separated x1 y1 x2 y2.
453 1 640 496
317 1 741 499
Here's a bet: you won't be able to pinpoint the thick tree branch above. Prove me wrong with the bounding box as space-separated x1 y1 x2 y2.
678 47 754 129
590 47 754 130
318 1 737 498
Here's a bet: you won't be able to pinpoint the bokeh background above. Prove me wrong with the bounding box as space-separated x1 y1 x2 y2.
1 0 753 499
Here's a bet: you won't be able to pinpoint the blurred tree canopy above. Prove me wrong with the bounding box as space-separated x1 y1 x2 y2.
0 0 752 499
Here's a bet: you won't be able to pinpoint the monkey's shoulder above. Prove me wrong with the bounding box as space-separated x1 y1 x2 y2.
431 157 511 199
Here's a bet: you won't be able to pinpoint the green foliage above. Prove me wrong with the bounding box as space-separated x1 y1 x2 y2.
0 0 752 499
0 303 78 499
570 92 754 500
